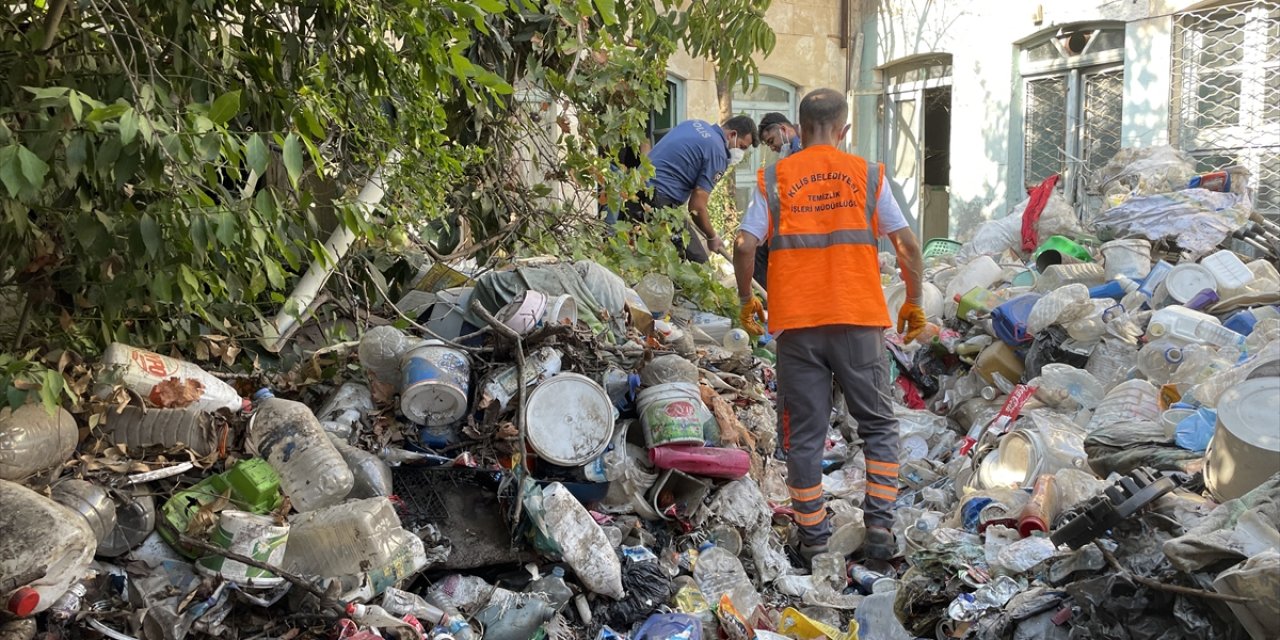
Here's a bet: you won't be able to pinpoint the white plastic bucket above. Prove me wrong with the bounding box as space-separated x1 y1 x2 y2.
524 373 614 466
1205 376 1280 502
497 291 549 335
399 342 471 427
637 382 714 447
546 294 578 327
196 511 289 588
1101 239 1152 280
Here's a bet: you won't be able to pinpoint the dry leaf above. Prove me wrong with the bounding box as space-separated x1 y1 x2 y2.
149 377 206 408
187 487 232 537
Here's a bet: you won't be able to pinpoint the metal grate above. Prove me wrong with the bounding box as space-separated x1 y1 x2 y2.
1172 0 1280 219
1025 76 1068 187
1079 68 1124 211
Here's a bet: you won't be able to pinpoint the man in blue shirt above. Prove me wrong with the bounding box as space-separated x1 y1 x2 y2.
622 115 758 263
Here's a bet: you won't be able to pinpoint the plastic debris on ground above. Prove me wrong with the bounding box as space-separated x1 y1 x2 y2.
3 145 1280 640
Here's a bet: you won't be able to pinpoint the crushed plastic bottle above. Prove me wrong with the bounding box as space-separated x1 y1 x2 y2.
248 389 354 512
527 566 573 612
359 326 416 387
0 404 79 482
381 587 475 639
854 588 912 640
316 382 374 439
1137 338 1188 385
1027 284 1091 334
672 575 718 635
693 543 761 615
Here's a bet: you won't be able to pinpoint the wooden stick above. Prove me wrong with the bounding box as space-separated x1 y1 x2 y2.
469 299 531 523
177 535 348 617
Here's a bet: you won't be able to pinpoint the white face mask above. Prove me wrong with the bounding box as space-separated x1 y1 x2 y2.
777 135 794 159
728 147 746 166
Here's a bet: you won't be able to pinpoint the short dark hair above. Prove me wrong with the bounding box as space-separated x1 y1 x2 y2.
798 88 848 130
723 115 760 147
758 112 792 135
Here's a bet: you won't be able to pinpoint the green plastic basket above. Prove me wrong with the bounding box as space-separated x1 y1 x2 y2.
922 238 962 259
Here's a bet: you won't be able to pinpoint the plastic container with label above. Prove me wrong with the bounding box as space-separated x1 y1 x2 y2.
159 458 283 556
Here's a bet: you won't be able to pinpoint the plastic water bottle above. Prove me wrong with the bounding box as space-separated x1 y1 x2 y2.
1137 339 1188 385
327 435 392 499
527 566 573 612
104 406 219 458
0 404 79 482
359 326 416 386
381 587 476 639
346 603 413 631
693 543 760 614
672 575 717 634
50 479 118 548
1027 284 1090 334
248 389 354 512
854 588 912 640
316 382 374 439
723 328 752 355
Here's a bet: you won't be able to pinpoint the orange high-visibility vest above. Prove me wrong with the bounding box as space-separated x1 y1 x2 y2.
758 145 891 331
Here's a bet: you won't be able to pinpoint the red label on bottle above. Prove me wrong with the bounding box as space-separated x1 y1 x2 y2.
130 350 173 378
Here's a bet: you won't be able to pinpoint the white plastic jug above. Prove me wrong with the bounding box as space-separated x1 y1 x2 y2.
1148 306 1245 348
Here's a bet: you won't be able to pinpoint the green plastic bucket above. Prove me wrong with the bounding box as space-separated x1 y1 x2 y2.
1033 236 1093 273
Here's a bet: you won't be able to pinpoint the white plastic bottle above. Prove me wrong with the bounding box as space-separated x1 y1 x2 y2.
693 542 761 615
248 389 354 512
383 586 478 637
98 343 246 412
346 603 412 630
526 566 573 612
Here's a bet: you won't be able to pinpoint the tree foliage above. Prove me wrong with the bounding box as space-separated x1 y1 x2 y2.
0 0 774 365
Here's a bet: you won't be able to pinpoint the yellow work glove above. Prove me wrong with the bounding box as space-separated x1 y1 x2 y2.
897 301 927 343
739 297 766 337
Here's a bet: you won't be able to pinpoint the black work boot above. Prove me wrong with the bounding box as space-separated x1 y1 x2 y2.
862 525 896 574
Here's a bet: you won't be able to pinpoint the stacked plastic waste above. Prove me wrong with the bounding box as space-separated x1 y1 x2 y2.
2 146 1279 640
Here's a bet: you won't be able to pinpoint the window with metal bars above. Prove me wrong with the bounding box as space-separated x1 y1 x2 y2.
1172 0 1280 219
1018 24 1126 212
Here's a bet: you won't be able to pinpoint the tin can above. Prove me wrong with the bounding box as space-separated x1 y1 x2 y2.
400 341 471 427
849 563 895 594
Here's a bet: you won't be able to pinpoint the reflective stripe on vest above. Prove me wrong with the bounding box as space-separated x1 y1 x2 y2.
764 161 882 250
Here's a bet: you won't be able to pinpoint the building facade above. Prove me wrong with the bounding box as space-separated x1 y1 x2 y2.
666 0 1279 240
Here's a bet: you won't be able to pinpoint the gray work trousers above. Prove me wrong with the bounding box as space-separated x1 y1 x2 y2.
777 325 900 545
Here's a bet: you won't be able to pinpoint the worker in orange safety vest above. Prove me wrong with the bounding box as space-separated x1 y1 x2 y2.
732 87 926 570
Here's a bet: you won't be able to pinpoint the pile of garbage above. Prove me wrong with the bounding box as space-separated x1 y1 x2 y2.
2 144 1279 640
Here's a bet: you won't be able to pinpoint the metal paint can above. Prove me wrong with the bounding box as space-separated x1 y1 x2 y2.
400 341 471 427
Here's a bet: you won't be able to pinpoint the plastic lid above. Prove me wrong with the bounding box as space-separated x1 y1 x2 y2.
523 373 614 465
1165 264 1218 303
1216 377 1280 451
253 388 275 401
551 566 565 578
8 587 39 617
1163 347 1184 364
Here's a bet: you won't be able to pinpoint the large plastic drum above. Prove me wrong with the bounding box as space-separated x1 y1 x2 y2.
524 373 614 466
1205 377 1280 502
